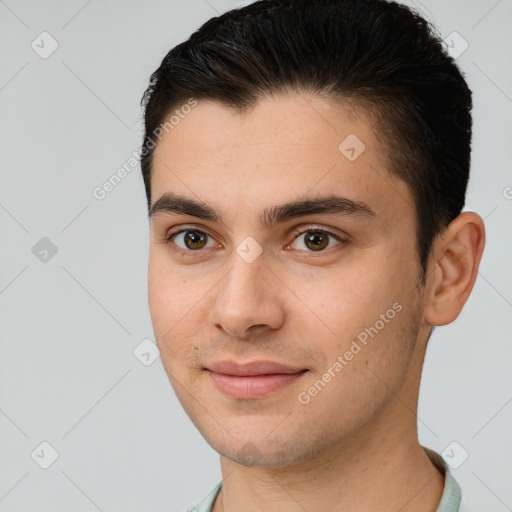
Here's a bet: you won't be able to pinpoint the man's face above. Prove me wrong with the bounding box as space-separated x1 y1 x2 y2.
148 93 430 467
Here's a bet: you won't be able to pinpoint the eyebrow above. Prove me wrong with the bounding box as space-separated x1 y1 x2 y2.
149 192 376 228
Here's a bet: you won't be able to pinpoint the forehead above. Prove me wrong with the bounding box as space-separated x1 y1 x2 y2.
150 93 414 228
153 94 370 172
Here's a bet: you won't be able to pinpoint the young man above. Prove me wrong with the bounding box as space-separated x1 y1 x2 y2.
140 1 485 510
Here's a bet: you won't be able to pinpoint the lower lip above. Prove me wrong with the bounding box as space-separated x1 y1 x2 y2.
207 370 308 399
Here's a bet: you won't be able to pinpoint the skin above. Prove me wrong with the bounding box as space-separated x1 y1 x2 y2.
147 92 485 512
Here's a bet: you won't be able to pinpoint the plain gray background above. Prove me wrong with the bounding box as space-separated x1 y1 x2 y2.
1 0 511 510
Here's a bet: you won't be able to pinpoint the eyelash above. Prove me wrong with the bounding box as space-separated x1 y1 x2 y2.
164 225 347 255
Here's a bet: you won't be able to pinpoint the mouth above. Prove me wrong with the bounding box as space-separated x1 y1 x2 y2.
204 360 309 399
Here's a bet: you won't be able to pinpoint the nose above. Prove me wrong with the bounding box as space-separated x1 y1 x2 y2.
208 252 286 340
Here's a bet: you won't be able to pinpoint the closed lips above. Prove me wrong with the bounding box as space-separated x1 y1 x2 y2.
205 360 309 376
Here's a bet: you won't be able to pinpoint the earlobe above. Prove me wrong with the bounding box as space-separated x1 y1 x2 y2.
423 212 485 326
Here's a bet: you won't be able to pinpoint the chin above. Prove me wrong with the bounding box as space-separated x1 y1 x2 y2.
202 427 326 468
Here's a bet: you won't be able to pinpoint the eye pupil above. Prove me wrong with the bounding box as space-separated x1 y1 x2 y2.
305 231 329 251
185 230 208 250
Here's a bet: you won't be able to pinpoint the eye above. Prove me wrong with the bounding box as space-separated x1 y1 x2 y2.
164 226 345 254
288 228 344 252
166 229 218 251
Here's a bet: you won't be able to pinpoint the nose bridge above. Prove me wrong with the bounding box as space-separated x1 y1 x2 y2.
210 249 285 337
218 252 268 316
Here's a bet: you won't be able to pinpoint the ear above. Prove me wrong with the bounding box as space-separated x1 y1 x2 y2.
423 212 486 326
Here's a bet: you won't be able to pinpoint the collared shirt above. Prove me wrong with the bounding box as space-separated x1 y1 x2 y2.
186 447 472 512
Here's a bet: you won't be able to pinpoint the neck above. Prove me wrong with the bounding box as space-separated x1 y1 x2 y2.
214 422 444 512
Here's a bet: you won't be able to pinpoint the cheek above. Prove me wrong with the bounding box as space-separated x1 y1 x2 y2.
288 251 418 381
148 252 193 355
298 266 399 338
148 249 196 321
295 286 419 421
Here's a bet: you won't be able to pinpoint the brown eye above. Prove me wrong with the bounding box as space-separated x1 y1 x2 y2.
289 229 343 252
304 231 329 251
168 230 214 251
